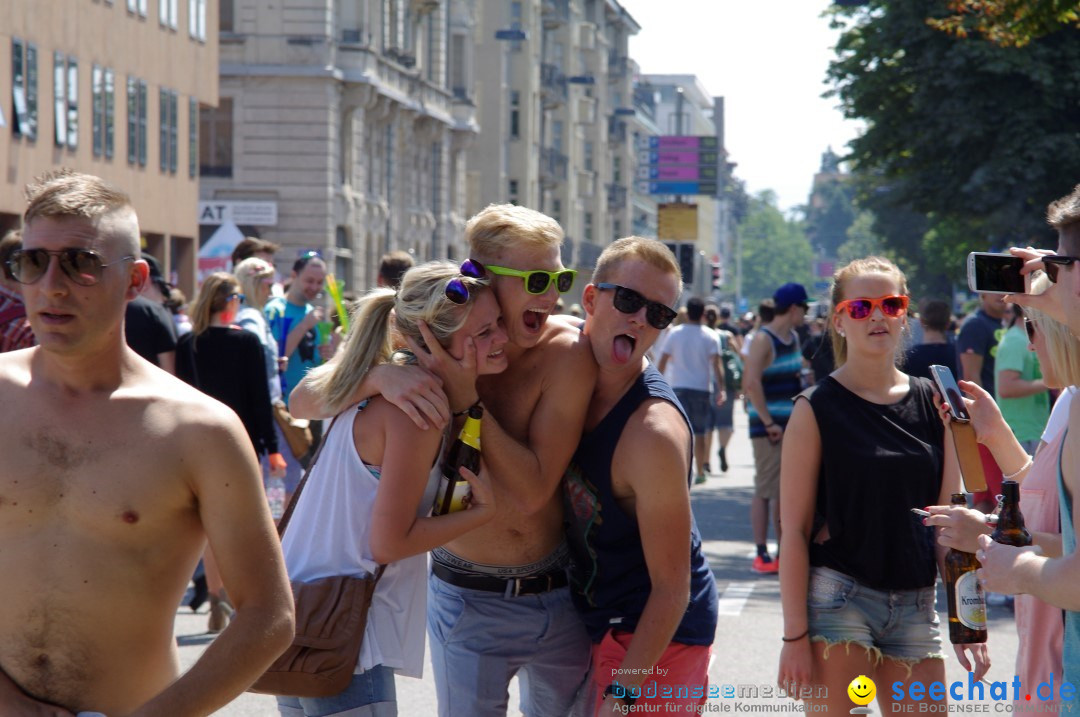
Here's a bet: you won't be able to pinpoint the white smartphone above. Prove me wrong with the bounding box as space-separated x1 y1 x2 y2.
929 364 970 423
967 252 1026 294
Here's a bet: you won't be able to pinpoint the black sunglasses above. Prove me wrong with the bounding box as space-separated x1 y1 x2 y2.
594 283 678 330
7 248 135 287
1024 317 1036 343
443 259 487 305
1043 254 1079 284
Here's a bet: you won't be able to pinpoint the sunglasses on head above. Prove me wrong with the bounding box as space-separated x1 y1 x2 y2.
835 295 910 320
443 258 487 305
594 283 678 330
1043 254 1080 284
7 248 135 287
484 264 576 295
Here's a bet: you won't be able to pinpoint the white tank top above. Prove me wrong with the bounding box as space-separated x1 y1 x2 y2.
281 402 440 679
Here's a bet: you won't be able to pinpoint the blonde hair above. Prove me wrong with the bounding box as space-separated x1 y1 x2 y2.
592 236 682 288
465 204 563 261
234 257 275 310
191 272 241 336
829 256 909 368
305 261 490 414
23 169 139 256
1027 273 1080 386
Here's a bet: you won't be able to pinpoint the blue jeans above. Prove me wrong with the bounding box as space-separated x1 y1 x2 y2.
808 566 943 663
427 571 591 716
276 665 396 716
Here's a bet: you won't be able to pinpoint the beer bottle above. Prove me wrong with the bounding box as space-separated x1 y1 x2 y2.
432 404 482 516
944 493 988 644
991 480 1033 547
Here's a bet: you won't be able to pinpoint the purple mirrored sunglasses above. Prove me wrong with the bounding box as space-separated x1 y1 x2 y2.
444 259 487 305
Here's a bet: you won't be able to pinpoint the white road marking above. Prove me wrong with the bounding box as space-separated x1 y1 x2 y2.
717 581 755 616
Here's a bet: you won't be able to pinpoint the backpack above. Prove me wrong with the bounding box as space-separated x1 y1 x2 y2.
720 332 742 393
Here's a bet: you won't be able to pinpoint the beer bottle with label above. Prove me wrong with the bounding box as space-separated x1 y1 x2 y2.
991 480 1033 547
944 493 988 644
432 404 482 516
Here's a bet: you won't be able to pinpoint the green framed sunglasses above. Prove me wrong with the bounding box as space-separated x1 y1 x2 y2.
484 264 577 294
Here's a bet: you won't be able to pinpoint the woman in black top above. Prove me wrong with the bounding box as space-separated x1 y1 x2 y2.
777 257 985 713
177 271 283 632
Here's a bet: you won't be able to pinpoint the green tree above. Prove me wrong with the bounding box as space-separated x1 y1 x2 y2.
828 0 1080 290
805 175 857 257
930 0 1080 47
739 191 814 305
836 211 883 264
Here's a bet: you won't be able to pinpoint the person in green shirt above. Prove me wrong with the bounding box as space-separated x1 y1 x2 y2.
995 305 1050 451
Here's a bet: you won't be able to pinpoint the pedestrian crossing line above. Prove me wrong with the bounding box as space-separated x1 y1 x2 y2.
716 581 755 616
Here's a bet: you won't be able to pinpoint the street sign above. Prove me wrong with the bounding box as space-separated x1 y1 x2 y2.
648 181 717 195
658 204 698 241
643 135 721 196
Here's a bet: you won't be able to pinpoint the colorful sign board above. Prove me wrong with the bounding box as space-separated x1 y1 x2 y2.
637 164 719 181
648 181 717 195
658 203 698 241
648 136 719 150
643 136 720 196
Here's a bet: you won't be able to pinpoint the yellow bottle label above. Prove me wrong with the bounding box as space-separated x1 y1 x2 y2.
433 474 472 515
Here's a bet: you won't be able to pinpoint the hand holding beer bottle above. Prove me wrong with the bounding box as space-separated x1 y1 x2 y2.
433 404 488 516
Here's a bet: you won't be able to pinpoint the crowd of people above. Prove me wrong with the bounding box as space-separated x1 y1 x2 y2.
0 168 1078 717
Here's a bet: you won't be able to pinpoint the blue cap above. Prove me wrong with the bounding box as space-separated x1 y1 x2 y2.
773 282 809 308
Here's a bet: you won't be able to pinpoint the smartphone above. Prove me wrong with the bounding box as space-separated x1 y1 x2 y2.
929 364 970 423
967 252 1026 294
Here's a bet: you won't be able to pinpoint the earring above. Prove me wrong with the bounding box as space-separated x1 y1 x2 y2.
838 330 846 337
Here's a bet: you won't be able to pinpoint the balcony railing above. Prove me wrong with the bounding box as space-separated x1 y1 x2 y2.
541 0 570 28
633 83 656 119
608 116 627 147
608 53 629 80
540 64 568 108
540 147 569 186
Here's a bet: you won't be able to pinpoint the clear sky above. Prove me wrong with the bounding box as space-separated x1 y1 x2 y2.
619 0 863 214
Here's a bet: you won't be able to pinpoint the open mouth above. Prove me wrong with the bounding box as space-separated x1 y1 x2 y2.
869 327 889 336
612 334 637 364
39 311 74 324
487 348 505 359
522 308 548 333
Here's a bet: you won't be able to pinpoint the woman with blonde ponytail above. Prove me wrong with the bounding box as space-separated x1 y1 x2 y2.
277 260 509 717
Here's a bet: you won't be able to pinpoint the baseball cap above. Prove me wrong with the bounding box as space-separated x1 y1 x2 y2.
773 282 809 309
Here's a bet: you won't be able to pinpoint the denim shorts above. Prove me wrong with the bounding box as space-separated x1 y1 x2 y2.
674 388 712 436
807 566 943 663
276 665 396 716
711 397 734 430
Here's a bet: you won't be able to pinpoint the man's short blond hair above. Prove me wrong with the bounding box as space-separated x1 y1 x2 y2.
24 169 133 226
591 236 682 287
465 204 563 260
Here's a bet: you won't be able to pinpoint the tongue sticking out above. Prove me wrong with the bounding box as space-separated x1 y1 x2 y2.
613 335 635 363
523 311 543 331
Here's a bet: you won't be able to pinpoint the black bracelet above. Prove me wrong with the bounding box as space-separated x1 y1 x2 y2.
452 400 481 417
763 422 776 429
782 629 810 642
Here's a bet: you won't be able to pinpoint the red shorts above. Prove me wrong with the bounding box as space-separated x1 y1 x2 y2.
586 629 712 715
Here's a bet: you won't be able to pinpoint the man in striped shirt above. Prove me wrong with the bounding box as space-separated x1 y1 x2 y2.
742 282 807 573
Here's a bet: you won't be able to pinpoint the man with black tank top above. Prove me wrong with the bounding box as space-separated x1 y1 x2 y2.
563 237 718 716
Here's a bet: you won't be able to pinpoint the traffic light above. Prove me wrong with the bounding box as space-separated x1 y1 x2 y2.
711 261 722 291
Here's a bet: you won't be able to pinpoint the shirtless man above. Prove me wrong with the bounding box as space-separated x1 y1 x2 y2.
0 171 293 716
291 204 597 716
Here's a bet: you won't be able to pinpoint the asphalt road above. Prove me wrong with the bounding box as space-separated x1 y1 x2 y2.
180 409 1022 716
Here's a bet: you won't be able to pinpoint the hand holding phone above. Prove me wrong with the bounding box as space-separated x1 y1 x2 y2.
929 364 970 423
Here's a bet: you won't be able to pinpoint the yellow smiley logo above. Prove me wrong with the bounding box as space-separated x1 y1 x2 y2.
847 674 876 706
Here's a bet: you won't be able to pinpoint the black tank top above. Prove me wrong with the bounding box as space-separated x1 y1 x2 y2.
563 364 718 645
803 375 944 590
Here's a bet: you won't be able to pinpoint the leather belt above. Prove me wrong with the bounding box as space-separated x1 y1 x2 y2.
432 562 568 597
949 420 988 493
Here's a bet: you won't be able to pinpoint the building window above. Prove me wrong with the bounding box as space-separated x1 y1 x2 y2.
126 76 137 162
138 80 147 164
219 0 234 32
11 39 38 140
199 97 233 177
188 97 197 178
334 226 352 290
552 120 563 152
66 56 78 150
189 0 206 40
160 88 178 173
508 179 518 203
584 140 594 172
613 155 621 183
449 33 467 100
509 90 520 140
552 199 562 224
104 69 115 159
129 0 148 16
54 53 68 147
92 65 103 156
585 212 593 241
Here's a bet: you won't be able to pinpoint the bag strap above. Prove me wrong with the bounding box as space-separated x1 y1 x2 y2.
277 413 341 539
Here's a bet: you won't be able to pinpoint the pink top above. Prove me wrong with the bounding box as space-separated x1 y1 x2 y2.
1013 425 1066 706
